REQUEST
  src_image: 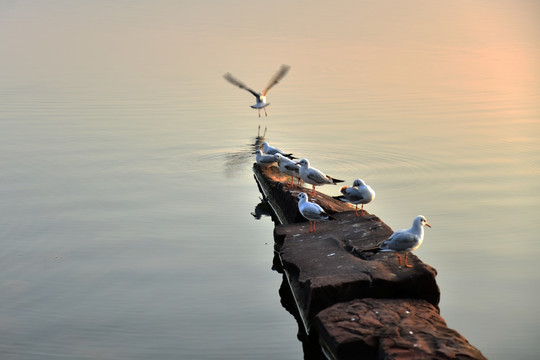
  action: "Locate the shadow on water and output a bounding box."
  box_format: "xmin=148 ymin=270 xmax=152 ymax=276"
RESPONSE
xmin=272 ymin=252 xmax=327 ymax=360
xmin=249 ymin=167 xmax=327 ymax=359
xmin=251 ymin=199 xmax=272 ymax=220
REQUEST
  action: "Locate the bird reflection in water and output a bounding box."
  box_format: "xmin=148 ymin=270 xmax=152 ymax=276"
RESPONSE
xmin=223 ymin=126 xmax=267 ymax=178
xmin=251 ymin=198 xmax=273 ymax=220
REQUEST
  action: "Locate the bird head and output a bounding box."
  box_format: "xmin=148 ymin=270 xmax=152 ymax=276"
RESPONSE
xmin=417 ymin=215 xmax=431 ymax=228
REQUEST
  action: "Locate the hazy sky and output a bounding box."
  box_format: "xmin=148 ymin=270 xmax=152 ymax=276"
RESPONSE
xmin=1 ymin=0 xmax=538 ymax=90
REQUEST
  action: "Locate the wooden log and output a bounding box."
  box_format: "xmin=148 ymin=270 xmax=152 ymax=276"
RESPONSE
xmin=314 ymin=299 xmax=487 ymax=360
xmin=253 ymin=163 xmax=486 ymax=360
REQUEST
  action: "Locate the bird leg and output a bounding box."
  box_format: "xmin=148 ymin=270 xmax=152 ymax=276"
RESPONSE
xmin=288 ymin=176 xmax=294 ymax=187
xmin=404 ymin=253 xmax=413 ymax=268
xmin=395 ymin=253 xmax=403 ymax=266
xmin=354 ymin=205 xmax=359 ymax=217
xmin=258 ymin=109 xmax=261 ymax=117
xmin=311 ymin=185 xmax=316 ymax=196
xmin=360 ymin=204 xmax=365 ymax=216
xmin=308 ymin=221 xmax=314 ymax=233
xmin=264 ymin=108 xmax=267 ymax=116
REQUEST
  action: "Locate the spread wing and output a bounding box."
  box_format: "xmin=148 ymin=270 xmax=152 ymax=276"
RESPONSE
xmin=262 ymin=64 xmax=290 ymax=96
xmin=223 ymin=73 xmax=259 ymax=98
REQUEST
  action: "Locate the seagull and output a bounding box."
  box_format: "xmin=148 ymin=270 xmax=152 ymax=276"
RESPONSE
xmin=275 ymin=154 xmax=301 ymax=186
xmin=296 ymin=158 xmax=344 ymax=196
xmin=362 ymin=215 xmax=431 ymax=268
xmin=254 ymin=149 xmax=277 ymax=174
xmin=334 ymin=179 xmax=376 ymax=216
xmin=223 ymin=65 xmax=290 ymax=117
xmin=261 ymin=142 xmax=294 ymax=158
xmin=297 ymin=192 xmax=331 ymax=233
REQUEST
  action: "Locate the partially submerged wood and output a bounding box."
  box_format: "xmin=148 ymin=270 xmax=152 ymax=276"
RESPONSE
xmin=314 ymin=298 xmax=487 ymax=360
xmin=254 ymin=164 xmax=351 ymax=224
xmin=275 ymin=212 xmax=440 ymax=322
xmin=253 ymin=163 xmax=485 ymax=360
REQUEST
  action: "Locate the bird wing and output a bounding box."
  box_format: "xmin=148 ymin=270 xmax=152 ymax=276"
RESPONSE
xmin=261 ymin=64 xmax=290 ymax=95
xmin=306 ymin=169 xmax=332 ymax=184
xmin=301 ymin=202 xmax=328 ymax=219
xmin=333 ymin=195 xmax=348 ymax=202
xmin=284 ymin=163 xmax=300 ymax=173
xmin=381 ymin=231 xmax=418 ymax=251
xmin=223 ymin=73 xmax=260 ymax=98
xmin=342 ymin=187 xmax=364 ymax=202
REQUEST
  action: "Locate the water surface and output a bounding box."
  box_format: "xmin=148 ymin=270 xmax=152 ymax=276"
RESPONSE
xmin=0 ymin=1 xmax=539 ymax=359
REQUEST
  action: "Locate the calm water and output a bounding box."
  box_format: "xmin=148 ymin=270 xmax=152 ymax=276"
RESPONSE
xmin=1 ymin=1 xmax=539 ymax=359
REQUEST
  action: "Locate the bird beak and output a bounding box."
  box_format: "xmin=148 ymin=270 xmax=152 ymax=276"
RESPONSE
xmin=426 ymin=223 xmax=432 ymax=228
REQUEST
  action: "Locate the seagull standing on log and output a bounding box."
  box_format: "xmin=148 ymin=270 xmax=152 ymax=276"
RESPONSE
xmin=275 ymin=154 xmax=301 ymax=186
xmin=254 ymin=149 xmax=277 ymax=174
xmin=361 ymin=215 xmax=431 ymax=268
xmin=261 ymin=141 xmax=295 ymax=159
xmin=334 ymin=178 xmax=376 ymax=216
xmin=223 ymin=65 xmax=290 ymax=117
xmin=297 ymin=192 xmax=331 ymax=233
xmin=296 ymin=158 xmax=344 ymax=196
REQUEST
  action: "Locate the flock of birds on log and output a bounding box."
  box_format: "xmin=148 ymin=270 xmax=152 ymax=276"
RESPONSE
xmin=224 ymin=65 xmax=431 ymax=269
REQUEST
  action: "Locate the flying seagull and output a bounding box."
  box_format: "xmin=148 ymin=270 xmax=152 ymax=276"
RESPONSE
xmin=223 ymin=65 xmax=290 ymax=117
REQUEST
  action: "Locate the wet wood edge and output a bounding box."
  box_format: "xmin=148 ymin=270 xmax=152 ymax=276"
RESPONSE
xmin=253 ymin=169 xmax=313 ymax=336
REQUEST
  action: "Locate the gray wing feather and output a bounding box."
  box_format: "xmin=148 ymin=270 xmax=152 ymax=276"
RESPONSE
xmin=262 ymin=64 xmax=290 ymax=95
xmin=223 ymin=73 xmax=259 ymax=98
xmin=307 ymin=170 xmax=331 ymax=184
xmin=381 ymin=231 xmax=418 ymax=251
xmin=301 ymin=203 xmax=328 ymax=220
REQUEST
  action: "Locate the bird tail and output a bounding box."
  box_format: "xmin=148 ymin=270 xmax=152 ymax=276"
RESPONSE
xmin=344 ymin=244 xmax=381 ymax=260
xmin=358 ymin=246 xmax=380 ymax=253
xmin=332 ymin=178 xmax=345 ymax=184
xmin=351 ymin=245 xmax=381 ymax=260
xmin=320 ymin=211 xmax=336 ymax=221
xmin=333 ymin=195 xmax=348 ymax=202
